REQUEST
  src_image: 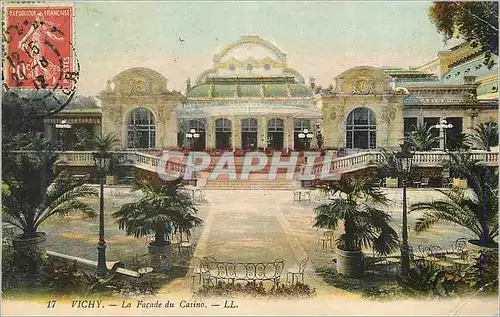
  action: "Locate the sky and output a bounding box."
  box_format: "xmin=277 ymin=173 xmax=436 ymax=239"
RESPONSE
xmin=69 ymin=1 xmax=461 ymax=96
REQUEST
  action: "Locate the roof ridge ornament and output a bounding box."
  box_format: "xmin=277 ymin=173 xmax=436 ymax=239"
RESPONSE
xmin=212 ymin=35 xmax=287 ymax=64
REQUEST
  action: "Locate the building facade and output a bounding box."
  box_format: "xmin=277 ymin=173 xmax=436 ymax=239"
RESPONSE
xmin=51 ymin=36 xmax=498 ymax=152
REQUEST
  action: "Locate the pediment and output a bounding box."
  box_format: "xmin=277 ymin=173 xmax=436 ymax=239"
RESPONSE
xmin=334 ymin=66 xmax=393 ymax=95
xmin=103 ymin=67 xmax=168 ymax=96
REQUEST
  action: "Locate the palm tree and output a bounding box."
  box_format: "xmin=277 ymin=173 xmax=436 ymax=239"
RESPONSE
xmin=407 ymin=122 xmax=441 ymax=151
xmin=374 ymin=148 xmax=400 ymax=180
xmin=2 ymin=135 xmax=97 ymax=247
xmin=447 ymin=132 xmax=473 ymax=151
xmin=113 ymin=178 xmax=202 ymax=248
xmin=313 ymin=177 xmax=399 ymax=276
xmin=469 ymin=122 xmax=498 ymax=151
xmin=91 ymin=133 xmax=121 ymax=182
xmin=411 ymin=152 xmax=498 ymax=247
xmin=92 ymin=133 xmax=120 ymax=154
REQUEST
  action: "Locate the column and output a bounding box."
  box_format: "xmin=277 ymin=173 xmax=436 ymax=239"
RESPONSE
xmin=232 ymin=116 xmax=241 ymax=149
xmin=257 ymin=116 xmax=267 ymax=149
xmin=206 ymin=117 xmax=215 ymax=149
xmin=310 ymin=119 xmax=318 ymax=149
xmin=285 ymin=116 xmax=293 ymax=150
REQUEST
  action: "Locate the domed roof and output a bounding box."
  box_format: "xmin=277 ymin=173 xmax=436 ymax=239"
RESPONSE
xmin=194 ymin=36 xmax=306 ymax=85
xmin=187 ymin=77 xmax=312 ymax=99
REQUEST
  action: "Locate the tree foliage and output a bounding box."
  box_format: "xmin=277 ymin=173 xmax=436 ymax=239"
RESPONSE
xmin=2 ymin=135 xmax=97 ymax=238
xmin=469 ymin=122 xmax=499 ymax=150
xmin=428 ymin=2 xmax=498 ymax=68
xmin=411 ymin=152 xmax=498 ymax=246
xmin=313 ymin=177 xmax=399 ymax=255
xmin=113 ymin=178 xmax=203 ymax=247
xmin=407 ymin=122 xmax=441 ymax=151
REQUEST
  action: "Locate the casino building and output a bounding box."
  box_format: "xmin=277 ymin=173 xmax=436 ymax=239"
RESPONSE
xmin=50 ymin=35 xmax=498 ymax=153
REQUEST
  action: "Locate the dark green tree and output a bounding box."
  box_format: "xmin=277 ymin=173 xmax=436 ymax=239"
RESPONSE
xmin=428 ymin=2 xmax=498 ymax=68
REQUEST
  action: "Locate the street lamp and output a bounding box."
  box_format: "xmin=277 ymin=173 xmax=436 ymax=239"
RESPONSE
xmin=55 ymin=119 xmax=72 ymax=150
xmin=93 ymin=150 xmax=112 ymax=278
xmin=298 ymin=128 xmax=314 ymax=150
xmin=185 ymin=128 xmax=200 ymax=183
xmin=394 ymin=142 xmax=414 ymax=277
xmin=435 ymin=119 xmax=453 ymax=150
xmin=186 ymin=128 xmax=200 ymax=150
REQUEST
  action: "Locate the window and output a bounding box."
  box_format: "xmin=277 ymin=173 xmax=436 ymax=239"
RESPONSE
xmin=446 ymin=117 xmax=463 ymax=150
xmin=215 ymin=118 xmax=232 ymax=149
xmin=345 ymin=107 xmax=376 ymax=149
xmin=404 ymin=117 xmax=418 ymax=138
xmin=268 ymin=118 xmax=284 ymax=149
xmin=127 ymin=108 xmax=156 ymax=148
xmin=294 ymin=119 xmax=311 ymax=150
xmin=423 ymin=117 xmax=440 ymax=149
xmin=241 ymin=118 xmax=258 ymax=150
xmin=178 ymin=119 xmax=206 ymax=150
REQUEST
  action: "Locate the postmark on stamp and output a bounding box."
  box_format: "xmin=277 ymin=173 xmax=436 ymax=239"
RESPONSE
xmin=3 ymin=5 xmax=79 ymax=113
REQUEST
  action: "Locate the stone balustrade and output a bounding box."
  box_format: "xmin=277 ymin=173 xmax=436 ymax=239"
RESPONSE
xmin=9 ymin=150 xmax=498 ymax=180
xmin=311 ymin=150 xmax=498 ymax=180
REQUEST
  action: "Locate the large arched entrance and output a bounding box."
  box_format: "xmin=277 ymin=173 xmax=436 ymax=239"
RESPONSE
xmin=345 ymin=107 xmax=376 ymax=149
xmin=241 ymin=118 xmax=258 ymax=150
xmin=267 ymin=118 xmax=284 ymax=149
xmin=127 ymin=108 xmax=156 ymax=148
xmin=215 ymin=118 xmax=232 ymax=149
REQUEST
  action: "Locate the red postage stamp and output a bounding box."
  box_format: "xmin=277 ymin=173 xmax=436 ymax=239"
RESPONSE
xmin=4 ymin=6 xmax=73 ymax=89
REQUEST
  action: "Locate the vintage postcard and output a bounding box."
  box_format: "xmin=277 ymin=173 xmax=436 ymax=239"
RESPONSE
xmin=1 ymin=1 xmax=499 ymax=316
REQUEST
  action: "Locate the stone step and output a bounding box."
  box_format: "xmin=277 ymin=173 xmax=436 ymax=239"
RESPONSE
xmin=204 ymin=179 xmax=295 ymax=190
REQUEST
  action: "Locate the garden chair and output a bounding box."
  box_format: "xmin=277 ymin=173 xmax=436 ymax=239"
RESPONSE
xmin=413 ymin=245 xmax=430 ymax=266
xmin=440 ymin=178 xmax=452 ymax=188
xmin=445 ymin=237 xmax=467 ymax=262
xmin=316 ymin=230 xmax=335 ymax=252
xmin=177 ymin=231 xmax=193 ymax=256
xmin=372 ymin=178 xmax=383 ymax=188
xmin=420 ymin=177 xmax=430 ymax=188
xmin=286 ymin=256 xmax=309 ymax=285
xmin=190 ymin=257 xmax=205 ymax=288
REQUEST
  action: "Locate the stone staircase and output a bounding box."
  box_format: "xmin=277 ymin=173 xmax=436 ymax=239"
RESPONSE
xmin=203 ymin=179 xmax=297 ymax=190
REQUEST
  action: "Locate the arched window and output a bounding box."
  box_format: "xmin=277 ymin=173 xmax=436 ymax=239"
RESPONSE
xmin=267 ymin=118 xmax=284 ymax=149
xmin=178 ymin=119 xmax=206 ymax=150
xmin=345 ymin=107 xmax=376 ymax=149
xmin=293 ymin=118 xmax=311 ymax=150
xmin=241 ymin=118 xmax=258 ymax=150
xmin=127 ymin=108 xmax=156 ymax=148
xmin=215 ymin=118 xmax=232 ymax=149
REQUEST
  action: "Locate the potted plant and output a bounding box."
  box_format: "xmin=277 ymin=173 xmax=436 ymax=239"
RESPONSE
xmin=2 ymin=135 xmax=98 ymax=255
xmin=313 ymin=177 xmax=399 ymax=277
xmin=113 ymin=178 xmax=203 ymax=271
